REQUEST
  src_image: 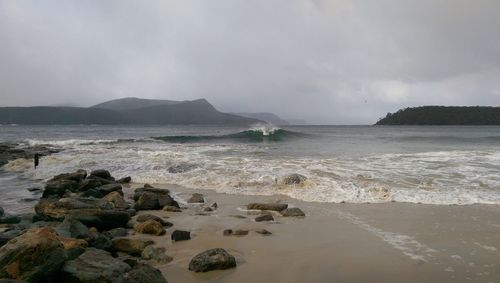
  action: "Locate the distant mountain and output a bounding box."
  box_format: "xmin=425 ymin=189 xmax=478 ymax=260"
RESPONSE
xmin=0 ymin=98 xmax=262 ymax=125
xmin=376 ymin=106 xmax=500 ymax=125
xmin=91 ymin=97 xmax=181 ymax=111
xmin=234 ymin=112 xmax=289 ymax=125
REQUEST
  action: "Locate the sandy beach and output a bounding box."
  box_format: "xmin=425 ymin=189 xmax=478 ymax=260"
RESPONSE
xmin=124 ymin=183 xmax=500 ymax=283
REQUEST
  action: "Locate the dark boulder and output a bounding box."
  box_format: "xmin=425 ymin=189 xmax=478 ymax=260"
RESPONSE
xmin=56 ymin=217 xmax=89 ymax=239
xmin=80 ymin=188 xmax=104 ymax=198
xmin=171 ymin=230 xmax=190 ymax=242
xmin=61 ymin=248 xmax=130 ymax=283
xmin=255 ymin=229 xmax=272 ymax=235
xmin=52 ymin=169 xmax=87 ymax=182
xmin=0 ymin=229 xmax=23 ymax=247
xmin=188 ymin=248 xmax=236 ymax=272
xmin=280 ymin=207 xmax=305 ymax=217
xmin=43 ymin=179 xmax=78 ymax=198
xmin=141 ymin=246 xmax=173 ymax=264
xmin=97 ymin=183 xmax=123 ymax=196
xmin=117 ymin=176 xmax=132 ymax=183
xmin=77 ymin=178 xmax=103 ymax=192
xmin=123 ymin=264 xmax=168 ymax=283
xmin=247 ymin=203 xmax=288 ymax=211
xmin=89 ymin=169 xmax=114 ymax=180
xmin=0 ymin=215 xmax=21 ymax=225
xmin=167 ymin=163 xmax=197 ymax=173
xmin=104 ymin=191 xmax=129 ymax=209
xmin=133 ymin=187 xmax=170 ymax=201
xmin=69 ymin=209 xmax=131 ymax=230
xmin=103 ymin=227 xmax=128 ymax=238
xmin=134 ymin=192 xmax=161 ymax=210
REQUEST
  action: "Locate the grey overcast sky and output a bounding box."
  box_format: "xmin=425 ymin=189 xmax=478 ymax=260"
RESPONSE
xmin=1 ymin=0 xmax=500 ymax=124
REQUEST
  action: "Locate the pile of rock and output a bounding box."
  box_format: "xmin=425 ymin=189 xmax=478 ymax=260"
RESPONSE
xmin=247 ymin=202 xmax=306 ymax=222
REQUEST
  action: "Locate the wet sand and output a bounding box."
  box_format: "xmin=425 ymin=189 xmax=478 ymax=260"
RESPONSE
xmin=125 ymin=184 xmax=500 ymax=283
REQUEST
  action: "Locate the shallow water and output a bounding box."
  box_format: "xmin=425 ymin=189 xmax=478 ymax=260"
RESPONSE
xmin=1 ymin=124 xmax=500 ymax=212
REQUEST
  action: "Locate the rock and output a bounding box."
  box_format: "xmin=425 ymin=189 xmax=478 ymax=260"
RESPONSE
xmin=136 ymin=214 xmax=172 ymax=227
xmin=88 ymin=232 xmax=113 ymax=252
xmin=0 ymin=215 xmax=21 ymax=225
xmin=133 ymin=187 xmax=170 ymax=201
xmin=58 ymin=237 xmax=88 ymax=260
xmin=134 ymin=192 xmax=161 ymax=210
xmin=97 ymin=183 xmax=123 ymax=196
xmin=112 ymin=237 xmax=154 ymax=256
xmin=56 ymin=217 xmax=89 ymax=239
xmin=255 ymin=229 xmax=272 ymax=235
xmin=171 ymin=230 xmax=190 ymax=242
xmin=203 ymin=207 xmax=213 ymax=212
xmin=0 ymin=227 xmax=67 ymax=281
xmin=52 ymin=169 xmax=87 ymax=182
xmin=188 ymin=248 xmax=237 ymax=272
xmin=157 ymin=194 xmax=177 ymax=208
xmin=163 ymin=206 xmax=181 ymax=212
xmin=187 ymin=193 xmax=204 ymax=203
xmin=0 ymin=229 xmax=23 ymax=247
xmin=247 ymin=203 xmax=288 ymax=211
xmin=103 ymin=227 xmax=128 ymax=238
xmin=89 ymin=169 xmax=114 ymax=180
xmin=143 ymin=183 xmax=154 ymax=188
xmin=167 ymin=163 xmax=197 ymax=174
xmin=283 ymin=173 xmax=307 ymax=185
xmin=223 ymin=229 xmax=248 ymax=236
xmin=141 ymin=246 xmax=173 ymax=264
xmin=134 ymin=220 xmax=166 ymax=236
xmin=61 ymin=248 xmax=131 ymax=283
xmin=69 ymin=209 xmax=131 ymax=230
xmin=123 ymin=264 xmax=168 ymax=283
xmin=280 ymin=207 xmax=305 ymax=217
xmin=104 ymin=191 xmax=128 ymax=209
xmin=80 ymin=188 xmax=104 ymax=198
xmin=77 ymin=178 xmax=103 ymax=192
xmin=42 ymin=179 xmax=78 ymax=198
xmin=211 ymin=203 xmax=218 ymax=210
xmin=87 ymin=175 xmax=115 ymax=185
xmin=117 ymin=176 xmax=132 ymax=183
xmin=255 ymin=214 xmax=274 ymax=222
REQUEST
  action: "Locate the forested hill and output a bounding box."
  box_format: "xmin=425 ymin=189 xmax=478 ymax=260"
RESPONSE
xmin=376 ymin=106 xmax=500 ymax=125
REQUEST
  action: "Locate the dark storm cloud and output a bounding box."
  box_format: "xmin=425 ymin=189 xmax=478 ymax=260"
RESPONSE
xmin=1 ymin=0 xmax=499 ymax=124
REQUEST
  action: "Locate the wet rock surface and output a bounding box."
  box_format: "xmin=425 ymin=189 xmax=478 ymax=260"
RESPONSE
xmin=188 ymin=248 xmax=237 ymax=272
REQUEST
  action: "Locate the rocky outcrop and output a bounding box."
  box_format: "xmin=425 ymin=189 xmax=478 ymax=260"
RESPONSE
xmin=0 ymin=227 xmax=67 ymax=282
xmin=60 ymin=248 xmax=131 ymax=283
xmin=188 ymin=248 xmax=237 ymax=272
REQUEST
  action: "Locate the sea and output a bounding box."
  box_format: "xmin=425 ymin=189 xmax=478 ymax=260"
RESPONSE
xmin=1 ymin=124 xmax=500 ymax=213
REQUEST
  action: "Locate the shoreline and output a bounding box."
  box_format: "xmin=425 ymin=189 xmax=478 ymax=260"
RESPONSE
xmin=128 ymin=183 xmax=500 ymax=283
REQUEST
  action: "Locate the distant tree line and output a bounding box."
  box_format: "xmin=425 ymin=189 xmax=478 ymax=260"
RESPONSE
xmin=376 ymin=106 xmax=500 ymax=125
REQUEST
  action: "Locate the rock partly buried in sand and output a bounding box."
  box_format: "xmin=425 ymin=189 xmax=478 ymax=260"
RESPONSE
xmin=123 ymin=263 xmax=168 ymax=283
xmin=187 ymin=193 xmax=204 ymax=203
xmin=133 ymin=186 xmax=170 ymax=201
xmin=134 ymin=220 xmax=166 ymax=236
xmin=247 ymin=203 xmax=288 ymax=211
xmin=171 ymin=230 xmax=191 ymax=242
xmin=223 ymin=229 xmax=248 ymax=236
xmin=134 ymin=191 xmax=178 ymax=211
xmin=136 ymin=214 xmax=173 ymax=227
xmin=141 ymin=246 xmax=173 ymax=264
xmin=163 ymin=206 xmax=182 ymax=212
xmin=0 ymin=227 xmax=67 ymax=281
xmin=255 ymin=229 xmax=272 ymax=235
xmin=61 ymin=248 xmax=131 ymax=282
xmin=112 ymin=237 xmax=154 ymax=256
xmin=283 ymin=173 xmax=307 ymax=185
xmin=280 ymin=207 xmax=306 ymax=217
xmin=188 ymin=248 xmax=237 ymax=272
xmin=255 ymin=214 xmax=274 ymax=222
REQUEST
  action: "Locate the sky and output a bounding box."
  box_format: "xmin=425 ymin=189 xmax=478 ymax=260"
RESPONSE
xmin=1 ymin=0 xmax=500 ymax=124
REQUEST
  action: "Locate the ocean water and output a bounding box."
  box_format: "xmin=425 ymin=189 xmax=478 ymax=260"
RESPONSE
xmin=1 ymin=124 xmax=500 ymax=212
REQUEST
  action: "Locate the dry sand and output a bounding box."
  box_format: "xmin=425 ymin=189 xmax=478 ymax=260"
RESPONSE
xmin=124 ymin=184 xmax=500 ymax=283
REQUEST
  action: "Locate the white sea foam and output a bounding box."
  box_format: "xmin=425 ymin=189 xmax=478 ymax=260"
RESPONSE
xmin=8 ymin=138 xmax=500 ymax=205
